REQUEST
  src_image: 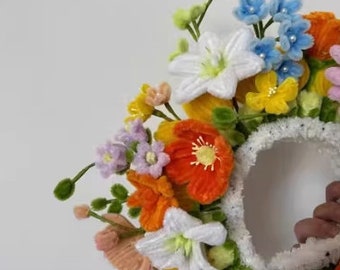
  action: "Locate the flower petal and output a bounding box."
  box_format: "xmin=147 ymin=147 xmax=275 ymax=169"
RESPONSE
xmin=325 ymin=67 xmax=340 ymax=85
xmin=207 ymin=68 xmax=238 ymax=99
xmin=255 ymin=70 xmax=277 ymax=92
xmin=265 ymin=99 xmax=289 ymax=115
xmin=163 ymin=207 xmax=202 ymax=233
xmin=328 ymin=86 xmax=340 ymax=102
xmin=190 ymin=243 xmax=218 ymax=270
xmin=169 ymin=54 xmax=201 ymax=76
xmin=230 ymin=51 xmax=264 ymax=80
xmin=277 ymin=77 xmax=299 ymax=101
xmin=224 ymin=28 xmax=254 ymax=58
xmin=330 ymin=45 xmax=340 ymax=64
xmin=198 ymin=32 xmax=224 ymax=56
xmin=184 ymin=222 xmax=227 ymax=246
xmin=173 ymin=76 xmax=212 ymax=103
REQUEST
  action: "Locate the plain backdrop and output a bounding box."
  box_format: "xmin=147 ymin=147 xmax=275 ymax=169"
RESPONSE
xmin=0 ymin=0 xmax=340 ymax=269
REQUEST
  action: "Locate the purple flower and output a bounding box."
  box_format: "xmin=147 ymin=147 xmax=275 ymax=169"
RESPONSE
xmin=133 ymin=141 xmax=170 ymax=178
xmin=326 ymin=45 xmax=340 ymax=102
xmin=95 ymin=141 xmax=128 ymax=178
xmin=115 ymin=118 xmax=148 ymax=147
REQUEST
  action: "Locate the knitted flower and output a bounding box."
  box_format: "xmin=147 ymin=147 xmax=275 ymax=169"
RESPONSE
xmin=126 ymin=170 xmax=178 ymax=232
xmin=326 ymin=45 xmax=340 ymax=102
xmin=275 ymin=58 xmax=303 ymax=83
xmin=115 ymin=118 xmax=148 ymax=147
xmin=245 ymin=71 xmax=298 ymax=114
xmin=233 ymin=0 xmax=269 ymax=25
xmin=251 ymin=37 xmax=282 ymax=71
xmin=133 ymin=141 xmax=170 ymax=178
xmin=269 ymin=0 xmax=302 ymax=22
xmin=135 ymin=207 xmax=227 ymax=270
xmin=169 ymin=28 xmax=264 ymax=103
xmin=165 ymin=119 xmax=234 ymax=204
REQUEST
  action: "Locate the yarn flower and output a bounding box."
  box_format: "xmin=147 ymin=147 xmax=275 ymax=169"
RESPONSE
xmin=325 ymin=45 xmax=340 ymax=102
xmin=168 ymin=28 xmax=264 ymax=103
xmin=269 ymin=0 xmax=302 ymax=22
xmin=251 ymin=37 xmax=282 ymax=71
xmin=135 ymin=207 xmax=227 ymax=270
xmin=95 ymin=142 xmax=128 ymax=178
xmin=165 ymin=119 xmax=234 ymax=204
xmin=279 ymin=16 xmax=313 ymax=61
xmin=275 ymin=58 xmax=303 ymax=83
xmin=115 ymin=118 xmax=148 ymax=147
xmin=133 ymin=141 xmax=170 ymax=178
xmin=233 ymin=0 xmax=269 ymax=25
xmin=245 ymin=70 xmax=298 ymax=114
xmin=126 ymin=170 xmax=178 ymax=232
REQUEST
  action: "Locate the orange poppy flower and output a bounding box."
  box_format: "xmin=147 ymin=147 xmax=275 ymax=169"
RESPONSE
xmin=164 ymin=119 xmax=234 ymax=205
xmin=304 ymin=12 xmax=340 ymax=60
xmin=126 ymin=170 xmax=178 ymax=232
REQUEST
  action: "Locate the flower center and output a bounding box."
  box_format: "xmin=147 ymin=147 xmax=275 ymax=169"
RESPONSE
xmin=200 ymin=52 xmax=226 ymax=78
xmin=289 ymin=35 xmax=297 ymax=43
xmin=167 ymin=234 xmax=193 ymax=257
xmin=191 ymin=136 xmax=218 ymax=171
xmin=146 ymin=151 xmax=157 ymax=165
xmin=103 ymin=153 xmax=113 ymax=164
xmin=281 ymin=7 xmax=288 ymax=14
xmin=248 ymin=6 xmax=256 ymax=14
xmin=268 ymin=86 xmax=278 ymax=97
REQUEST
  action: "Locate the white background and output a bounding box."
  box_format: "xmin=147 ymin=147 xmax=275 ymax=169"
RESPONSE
xmin=0 ymin=0 xmax=339 ymax=269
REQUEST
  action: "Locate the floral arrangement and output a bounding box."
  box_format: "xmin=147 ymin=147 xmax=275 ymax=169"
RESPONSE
xmin=53 ymin=0 xmax=340 ymax=270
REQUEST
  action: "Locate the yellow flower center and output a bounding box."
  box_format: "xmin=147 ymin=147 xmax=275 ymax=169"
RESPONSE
xmin=146 ymin=151 xmax=157 ymax=165
xmin=268 ymin=86 xmax=278 ymax=97
xmin=200 ymin=52 xmax=227 ymax=78
xmin=191 ymin=136 xmax=218 ymax=171
xmin=103 ymin=153 xmax=112 ymax=163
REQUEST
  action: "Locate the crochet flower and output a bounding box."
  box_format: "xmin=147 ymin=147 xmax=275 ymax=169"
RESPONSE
xmin=245 ymin=71 xmax=298 ymax=114
xmin=326 ymin=45 xmax=340 ymax=102
xmin=135 ymin=207 xmax=227 ymax=270
xmin=145 ymin=82 xmax=172 ymax=107
xmin=279 ymin=16 xmax=313 ymax=61
xmin=269 ymin=0 xmax=302 ymax=22
xmin=251 ymin=37 xmax=282 ymax=71
xmin=169 ymin=28 xmax=264 ymax=103
xmin=126 ymin=170 xmax=178 ymax=232
xmin=133 ymin=141 xmax=170 ymax=178
xmin=165 ymin=119 xmax=234 ymax=204
xmin=95 ymin=142 xmax=128 ymax=178
xmin=275 ymin=58 xmax=303 ymax=83
xmin=115 ymin=118 xmax=148 ymax=147
xmin=233 ymin=0 xmax=269 ymax=25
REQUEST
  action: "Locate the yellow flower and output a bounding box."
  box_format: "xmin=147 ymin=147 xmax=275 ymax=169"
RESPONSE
xmin=307 ymin=67 xmax=333 ymax=96
xmin=125 ymin=84 xmax=154 ymax=123
xmin=245 ymin=71 xmax=298 ymax=115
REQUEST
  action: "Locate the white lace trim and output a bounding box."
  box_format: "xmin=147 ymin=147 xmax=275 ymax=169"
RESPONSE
xmin=222 ymin=117 xmax=340 ymax=270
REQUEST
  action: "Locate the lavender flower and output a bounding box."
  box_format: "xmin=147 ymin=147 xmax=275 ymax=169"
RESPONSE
xmin=95 ymin=141 xmax=128 ymax=178
xmin=133 ymin=141 xmax=170 ymax=178
xmin=275 ymin=58 xmax=303 ymax=83
xmin=269 ymin=0 xmax=302 ymax=22
xmin=115 ymin=118 xmax=148 ymax=147
xmin=234 ymin=0 xmax=269 ymax=25
xmin=251 ymin=37 xmax=282 ymax=71
xmin=279 ymin=16 xmax=313 ymax=61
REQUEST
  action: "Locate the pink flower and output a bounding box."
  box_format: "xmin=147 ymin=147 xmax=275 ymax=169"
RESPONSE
xmin=325 ymin=45 xmax=340 ymax=102
xmin=73 ymin=204 xmax=90 ymax=219
xmin=145 ymin=82 xmax=171 ymax=106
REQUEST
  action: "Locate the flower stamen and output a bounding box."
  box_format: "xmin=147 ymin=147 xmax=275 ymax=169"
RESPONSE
xmin=190 ymin=136 xmax=218 ymax=171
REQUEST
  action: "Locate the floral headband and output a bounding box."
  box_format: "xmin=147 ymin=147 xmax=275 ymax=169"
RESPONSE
xmin=54 ymin=0 xmax=340 ymax=269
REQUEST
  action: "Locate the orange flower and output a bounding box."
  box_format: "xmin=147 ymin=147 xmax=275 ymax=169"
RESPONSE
xmin=304 ymin=12 xmax=340 ymax=60
xmin=164 ymin=119 xmax=234 ymax=205
xmin=126 ymin=170 xmax=178 ymax=232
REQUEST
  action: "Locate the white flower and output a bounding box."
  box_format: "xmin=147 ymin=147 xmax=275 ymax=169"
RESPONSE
xmin=169 ymin=28 xmax=264 ymax=103
xmin=135 ymin=207 xmax=227 ymax=270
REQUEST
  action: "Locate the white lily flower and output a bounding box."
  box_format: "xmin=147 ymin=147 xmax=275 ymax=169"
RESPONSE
xmin=169 ymin=28 xmax=264 ymax=103
xmin=135 ymin=207 xmax=227 ymax=270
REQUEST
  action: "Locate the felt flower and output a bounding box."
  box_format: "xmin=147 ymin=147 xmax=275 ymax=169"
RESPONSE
xmin=145 ymin=82 xmax=172 ymax=107
xmin=304 ymin=12 xmax=340 ymax=60
xmin=233 ymin=0 xmax=269 ymax=25
xmin=115 ymin=118 xmax=148 ymax=147
xmin=245 ymin=71 xmax=298 ymax=114
xmin=251 ymin=37 xmax=282 ymax=71
xmin=95 ymin=142 xmax=128 ymax=178
xmin=278 ymin=16 xmax=313 ymax=61
xmin=126 ymin=170 xmax=178 ymax=232
xmin=269 ymin=0 xmax=302 ymax=22
xmin=168 ymin=28 xmax=264 ymax=103
xmin=275 ymin=58 xmax=303 ymax=83
xmin=326 ymin=45 xmax=340 ymax=102
xmin=135 ymin=207 xmax=227 ymax=270
xmin=164 ymin=119 xmax=234 ymax=204
xmin=125 ymin=84 xmax=154 ymax=122
xmin=133 ymin=141 xmax=170 ymax=178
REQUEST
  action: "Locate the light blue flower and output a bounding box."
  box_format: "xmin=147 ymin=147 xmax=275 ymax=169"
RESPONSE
xmin=279 ymin=16 xmax=313 ymax=61
xmin=251 ymin=37 xmax=282 ymax=71
xmin=234 ymin=0 xmax=269 ymax=25
xmin=269 ymin=0 xmax=302 ymax=22
xmin=274 ymin=58 xmax=303 ymax=83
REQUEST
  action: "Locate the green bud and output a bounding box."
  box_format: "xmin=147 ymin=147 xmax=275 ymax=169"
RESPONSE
xmin=53 ymin=178 xmax=75 ymax=201
xmin=298 ymin=90 xmax=322 ymax=117
xmin=212 ymin=107 xmax=238 ymax=130
xmin=189 ymin=4 xmax=205 ymax=20
xmin=107 ymin=199 xmax=123 ymax=214
xmin=91 ymin=197 xmax=108 ymax=211
xmin=212 ymin=211 xmax=227 ymax=222
xmin=173 ymin=9 xmax=191 ymax=30
xmin=319 ymin=97 xmax=338 ymax=123
xmin=111 ymin=184 xmax=129 ymax=201
xmin=128 ymin=207 xmax=141 ymax=218
xmin=223 ymin=129 xmax=246 ymax=147
xmin=177 ymin=38 xmax=189 ymax=53
xmin=169 ymin=50 xmax=181 ymax=62
xmin=208 ymin=240 xmax=240 ymax=269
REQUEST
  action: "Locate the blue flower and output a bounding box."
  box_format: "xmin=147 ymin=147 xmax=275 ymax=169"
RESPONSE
xmin=274 ymin=58 xmax=303 ymax=83
xmin=234 ymin=0 xmax=269 ymax=25
xmin=251 ymin=37 xmax=282 ymax=71
xmin=279 ymin=16 xmax=314 ymax=61
xmin=269 ymin=0 xmax=302 ymax=22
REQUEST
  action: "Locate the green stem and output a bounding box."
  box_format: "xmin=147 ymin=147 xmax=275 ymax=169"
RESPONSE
xmin=253 ymin=24 xmax=260 ymax=39
xmin=259 ymin=20 xmax=264 ymax=38
xmin=164 ymin=102 xmax=181 ymax=120
xmin=232 ymin=98 xmax=239 ymax=113
xmin=238 ymin=113 xmax=267 ymax=121
xmin=263 ymin=17 xmax=274 ymax=32
xmin=152 ymin=108 xmax=174 ymax=121
xmin=72 ymin=162 xmax=95 ymax=183
xmin=197 ymin=0 xmax=213 ymax=27
xmin=186 ymin=24 xmax=198 ymax=42
xmin=192 ymin=20 xmax=201 ymax=38
xmin=119 ymin=228 xmax=145 ymax=239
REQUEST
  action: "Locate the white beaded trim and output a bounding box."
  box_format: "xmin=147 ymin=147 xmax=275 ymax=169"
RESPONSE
xmin=222 ymin=117 xmax=340 ymax=270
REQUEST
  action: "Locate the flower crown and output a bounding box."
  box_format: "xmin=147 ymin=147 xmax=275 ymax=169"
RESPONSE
xmin=54 ymin=0 xmax=340 ymax=270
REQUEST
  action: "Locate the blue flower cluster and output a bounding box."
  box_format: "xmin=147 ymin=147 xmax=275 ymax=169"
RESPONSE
xmin=234 ymin=0 xmax=314 ymax=82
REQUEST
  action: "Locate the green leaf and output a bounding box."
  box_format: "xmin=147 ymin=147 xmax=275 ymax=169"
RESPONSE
xmin=91 ymin=197 xmax=108 ymax=211
xmin=125 ymin=148 xmax=135 ymax=163
xmin=107 ymin=199 xmax=123 ymax=214
xmin=111 ymin=184 xmax=129 ymax=201
xmin=308 ymin=108 xmax=320 ymax=118
xmin=128 ymin=207 xmax=141 ymax=218
xmin=224 ymin=129 xmax=246 ymax=147
xmin=212 ymin=107 xmax=237 ymax=130
xmin=319 ymin=97 xmax=338 ymax=122
xmin=53 ymin=178 xmax=75 ymax=201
